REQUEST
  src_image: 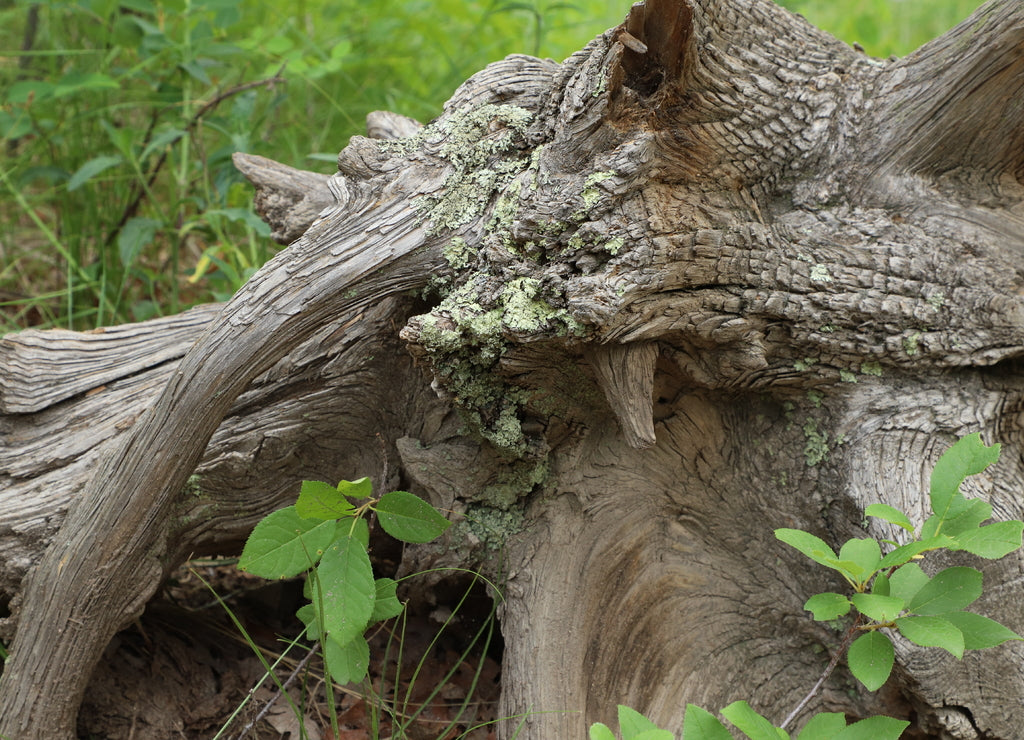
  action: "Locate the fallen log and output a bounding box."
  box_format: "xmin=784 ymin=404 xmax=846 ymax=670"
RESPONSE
xmin=3 ymin=1 xmax=1024 ymax=737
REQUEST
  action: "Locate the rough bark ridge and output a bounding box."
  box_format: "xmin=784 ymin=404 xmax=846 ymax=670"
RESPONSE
xmin=2 ymin=0 xmax=1024 ymax=737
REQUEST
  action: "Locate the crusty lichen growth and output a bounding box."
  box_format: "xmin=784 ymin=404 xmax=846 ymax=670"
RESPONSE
xmin=418 ymin=103 xmax=535 ymax=234
xmin=478 ymin=459 xmax=548 ymax=510
xmin=803 ymin=418 xmax=830 ymax=466
xmin=397 ymin=105 xmax=634 ymax=465
xmin=454 ymin=504 xmax=526 ymax=553
xmin=860 ymin=361 xmax=883 ymax=376
xmin=571 ymin=170 xmax=617 ymax=221
xmin=413 ymin=275 xmax=585 ymax=455
xmin=443 ymin=236 xmax=474 ymax=270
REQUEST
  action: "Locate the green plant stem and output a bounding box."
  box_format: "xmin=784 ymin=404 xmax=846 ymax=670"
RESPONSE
xmin=779 ymin=613 xmax=865 ymax=730
xmin=310 ymin=570 xmax=341 ymax=738
xmin=397 ymin=576 xmax=488 ymax=734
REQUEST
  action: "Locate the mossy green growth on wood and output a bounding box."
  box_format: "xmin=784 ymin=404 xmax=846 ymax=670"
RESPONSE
xmin=457 ymin=503 xmax=526 ymax=553
xmin=411 ymin=103 xmax=535 ymax=235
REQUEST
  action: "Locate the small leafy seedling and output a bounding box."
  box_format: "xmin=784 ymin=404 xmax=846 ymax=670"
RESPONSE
xmin=238 ymin=478 xmax=450 ymax=687
xmin=776 ymin=433 xmax=1023 ymax=695
xmin=593 ymin=434 xmax=1024 ymax=739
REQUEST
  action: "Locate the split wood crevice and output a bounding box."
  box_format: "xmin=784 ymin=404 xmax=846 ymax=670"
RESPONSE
xmin=2 ymin=0 xmax=1024 ymax=737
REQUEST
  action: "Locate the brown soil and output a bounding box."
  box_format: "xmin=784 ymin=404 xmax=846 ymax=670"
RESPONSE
xmin=76 ymin=561 xmax=502 ymax=740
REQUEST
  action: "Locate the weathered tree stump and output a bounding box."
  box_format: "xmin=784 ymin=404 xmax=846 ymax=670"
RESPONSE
xmin=3 ymin=0 xmax=1024 ymax=737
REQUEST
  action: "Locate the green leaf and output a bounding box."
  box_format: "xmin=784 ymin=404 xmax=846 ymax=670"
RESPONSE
xmin=888 ymin=563 xmax=929 ymax=604
xmin=53 ymin=71 xmax=120 ymax=98
xmin=334 ymin=516 xmax=370 ymax=550
xmin=683 ymin=705 xmax=733 ymax=740
xmin=296 ymin=479 xmax=356 ymax=521
xmin=117 ymin=217 xmax=160 ymax=267
xmin=631 ymin=732 xmax=675 ymax=740
xmin=907 ymin=566 xmax=982 ymax=615
xmin=940 ymin=498 xmax=992 ymax=537
xmin=872 ymin=572 xmax=890 ymax=596
xmin=775 ymin=529 xmax=839 ymax=569
xmin=296 ymin=602 xmax=320 ymax=640
xmin=370 ymin=577 xmax=404 ymax=621
xmin=864 ymin=504 xmax=914 ymax=533
xmin=942 ymin=611 xmax=1023 ymax=650
xmin=804 ymin=593 xmax=852 ymax=621
xmin=848 ymin=631 xmax=894 ymax=691
xmin=929 ymin=433 xmax=999 ymax=528
xmin=0 ymin=108 xmax=31 ymax=140
xmin=850 ymin=593 xmax=905 ymax=623
xmin=316 ymin=534 xmax=375 ymax=646
xmin=721 ymin=701 xmax=785 ymax=740
xmin=323 ymin=634 xmax=370 ymax=684
xmin=203 ymin=207 xmax=272 ymax=237
xmin=894 ymin=615 xmax=964 ymax=658
xmin=101 ymin=119 xmax=135 ymax=159
xmin=6 ymin=79 xmax=55 ymax=104
xmin=618 ymin=705 xmax=667 ymax=738
xmin=950 ymin=521 xmax=1024 ymax=559
xmin=878 ymin=536 xmax=953 ymax=570
xmin=376 ymin=491 xmax=450 ymax=543
xmin=67 ymin=155 xmax=122 ymax=191
xmin=837 ymin=538 xmax=881 ymax=585
xmin=139 ymin=126 xmax=186 ymax=161
xmin=338 ymin=476 xmax=373 ymax=499
xmin=831 ymin=716 xmax=909 ymax=740
xmin=238 ymin=506 xmax=337 ymax=579
xmin=589 ymin=724 xmax=617 ymax=740
xmin=796 ymin=712 xmax=846 ymax=739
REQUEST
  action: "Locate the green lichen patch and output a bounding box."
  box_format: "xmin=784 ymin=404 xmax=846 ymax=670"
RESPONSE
xmin=454 ymin=504 xmax=526 ymax=553
xmin=926 ymin=290 xmax=945 ymax=310
xmin=525 ymin=144 xmax=550 ymax=193
xmin=860 ymin=361 xmax=883 ymax=376
xmin=443 ymin=236 xmax=474 ymax=270
xmin=603 ymin=236 xmax=625 ymax=255
xmin=439 ymin=103 xmax=533 ymax=168
xmin=412 ymin=271 xmax=588 ymax=456
xmin=185 ymin=473 xmax=205 ymax=498
xmin=478 ymin=459 xmax=548 ymax=510
xmin=571 ymin=170 xmax=618 ymax=221
xmin=810 ymin=263 xmax=832 ymax=282
xmin=413 ymin=103 xmax=535 ymax=235
xmin=487 ymin=178 xmax=523 ymax=244
xmin=903 ymin=331 xmax=922 ymax=356
xmin=803 ymin=418 xmax=830 ymax=466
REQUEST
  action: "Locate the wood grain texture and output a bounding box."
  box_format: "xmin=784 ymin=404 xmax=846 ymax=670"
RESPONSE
xmin=3 ymin=0 xmax=1024 ymax=737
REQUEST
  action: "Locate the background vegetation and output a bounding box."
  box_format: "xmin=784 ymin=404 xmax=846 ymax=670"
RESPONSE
xmin=0 ymin=0 xmax=986 ymax=331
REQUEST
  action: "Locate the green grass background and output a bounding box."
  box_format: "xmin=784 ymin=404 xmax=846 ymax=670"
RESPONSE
xmin=0 ymin=0 xmax=988 ymax=330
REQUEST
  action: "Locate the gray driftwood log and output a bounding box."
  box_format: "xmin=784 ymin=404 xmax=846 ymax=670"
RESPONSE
xmin=3 ymin=0 xmax=1024 ymax=736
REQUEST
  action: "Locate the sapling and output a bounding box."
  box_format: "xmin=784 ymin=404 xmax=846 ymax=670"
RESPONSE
xmin=238 ymin=476 xmax=451 ymax=735
xmin=591 ymin=433 xmax=1024 ymax=739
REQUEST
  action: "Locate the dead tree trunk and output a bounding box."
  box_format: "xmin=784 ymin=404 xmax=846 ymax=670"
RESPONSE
xmin=3 ymin=0 xmax=1024 ymax=737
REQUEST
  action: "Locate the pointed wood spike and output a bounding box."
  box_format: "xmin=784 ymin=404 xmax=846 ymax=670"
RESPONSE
xmin=588 ymin=342 xmax=659 ymax=449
